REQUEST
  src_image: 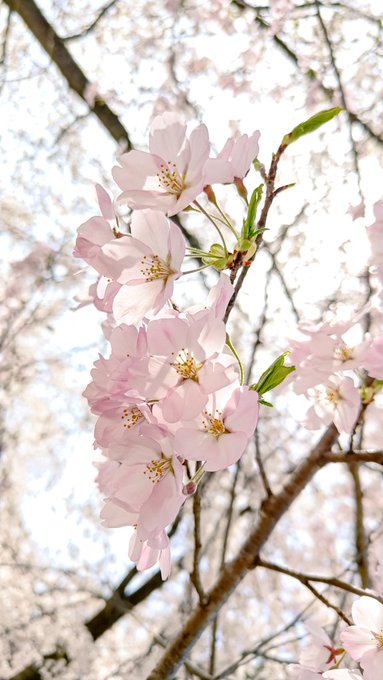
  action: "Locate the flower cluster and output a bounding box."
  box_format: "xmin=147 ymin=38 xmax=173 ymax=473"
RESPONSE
xmin=289 ymin=318 xmax=383 ymax=434
xmin=74 ymin=112 xmax=261 ymax=577
xmin=290 ymin=596 xmax=383 ymax=680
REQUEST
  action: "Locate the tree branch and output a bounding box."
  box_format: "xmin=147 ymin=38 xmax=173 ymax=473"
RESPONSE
xmin=146 ymin=424 xmax=338 ymax=679
xmin=3 ymin=0 xmax=132 ymax=148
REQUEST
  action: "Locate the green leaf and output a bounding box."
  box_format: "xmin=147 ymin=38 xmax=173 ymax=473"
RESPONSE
xmin=251 ymin=352 xmax=295 ymax=396
xmin=243 ymin=184 xmax=263 ymax=239
xmin=282 ymin=107 xmax=343 ymax=146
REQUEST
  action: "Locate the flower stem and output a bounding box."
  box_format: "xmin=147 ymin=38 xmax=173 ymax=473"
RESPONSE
xmin=181 ymin=264 xmax=211 ymax=275
xmin=193 ymin=200 xmax=228 ymax=256
xmin=226 ymin=333 xmax=245 ymax=385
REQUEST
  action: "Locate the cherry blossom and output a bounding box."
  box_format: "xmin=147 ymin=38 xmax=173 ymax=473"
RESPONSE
xmin=204 ymin=130 xmax=260 ymax=184
xmin=129 ymin=529 xmax=171 ymax=580
xmin=112 ymin=112 xmax=212 ymax=215
xmin=100 ymin=209 xmax=185 ymax=324
xmin=98 ymin=430 xmax=186 ymax=561
xmin=299 ymin=620 xmax=344 ymax=673
xmin=341 ymin=596 xmax=383 ymax=680
xmin=305 ymin=375 xmax=361 ymax=434
xmin=367 ymin=200 xmax=383 ymax=282
xmin=172 ymin=384 xmax=259 ymax=471
xmin=363 ymin=336 xmax=383 ymax=380
xmin=143 ymin=313 xmax=237 ymax=421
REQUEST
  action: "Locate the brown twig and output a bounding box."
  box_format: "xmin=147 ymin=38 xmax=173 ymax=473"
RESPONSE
xmin=254 ymin=428 xmax=273 ymax=498
xmin=224 ymin=142 xmax=288 ymax=323
xmin=257 ymin=558 xmax=383 ymax=604
xmin=209 ymin=464 xmax=241 ymax=674
xmin=191 ymin=484 xmax=208 ymax=606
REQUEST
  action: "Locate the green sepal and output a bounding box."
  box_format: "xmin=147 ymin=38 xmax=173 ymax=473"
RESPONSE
xmin=243 ymin=184 xmax=263 ymax=239
xmin=282 ymin=107 xmax=343 ymax=146
xmin=251 ymin=351 xmax=295 ymax=396
xmin=259 ymin=398 xmax=273 ymax=407
xmin=202 ymin=243 xmax=230 ymax=271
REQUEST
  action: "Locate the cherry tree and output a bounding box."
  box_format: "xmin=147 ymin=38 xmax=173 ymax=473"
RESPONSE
xmin=1 ymin=2 xmax=383 ymax=680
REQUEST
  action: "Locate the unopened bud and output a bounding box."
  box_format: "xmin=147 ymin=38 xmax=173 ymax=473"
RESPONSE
xmin=234 ymin=177 xmax=248 ymax=200
xmin=182 ymin=481 xmax=197 ymax=496
xmin=203 ymin=184 xmax=217 ymax=205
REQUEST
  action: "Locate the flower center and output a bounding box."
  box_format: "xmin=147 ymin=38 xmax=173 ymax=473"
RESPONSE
xmin=121 ymin=406 xmax=144 ymax=429
xmin=171 ymin=349 xmax=202 ymax=382
xmin=157 ymin=161 xmax=185 ymax=196
xmin=140 ymin=254 xmax=173 ymax=282
xmin=202 ymin=410 xmax=227 ymax=437
xmin=334 ymin=342 xmax=354 ymax=362
xmin=326 ymin=387 xmax=341 ymax=404
xmin=143 ymin=455 xmax=174 ymax=483
xmin=372 ymin=630 xmax=383 ymax=648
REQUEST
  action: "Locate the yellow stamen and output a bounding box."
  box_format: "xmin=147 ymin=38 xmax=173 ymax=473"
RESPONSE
xmin=170 ymin=348 xmax=202 ymax=382
xmin=120 ymin=406 xmax=144 ymax=429
xmin=157 ymin=161 xmax=185 ymax=196
xmin=143 ymin=455 xmax=174 ymax=483
xmin=202 ymin=410 xmax=227 ymax=437
xmin=372 ymin=630 xmax=383 ymax=648
xmin=140 ymin=254 xmax=173 ymax=282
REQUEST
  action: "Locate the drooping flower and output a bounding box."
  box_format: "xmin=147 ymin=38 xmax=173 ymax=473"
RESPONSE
xmin=99 ymin=429 xmax=186 ymax=536
xmin=129 ymin=528 xmax=171 ymax=580
xmin=112 ymin=112 xmax=211 ymax=216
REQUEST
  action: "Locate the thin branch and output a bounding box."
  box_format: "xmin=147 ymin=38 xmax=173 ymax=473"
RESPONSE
xmin=209 ymin=464 xmax=241 ymax=674
xmin=191 ymin=484 xmax=208 ymax=606
xmin=254 ymin=428 xmax=273 ymax=497
xmin=224 ymin=141 xmax=288 ymax=322
xmin=257 ymin=559 xmax=383 ymax=604
xmin=62 ymin=0 xmax=119 ymax=41
xmin=322 ymin=450 xmax=383 ymax=464
xmin=348 ymin=464 xmax=370 ymax=588
xmin=314 ymin=0 xmax=363 ymax=197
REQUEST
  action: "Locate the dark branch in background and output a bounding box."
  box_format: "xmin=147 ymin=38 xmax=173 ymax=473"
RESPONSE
xmin=314 ymin=1 xmax=363 ymax=194
xmin=254 ymin=428 xmax=273 ymax=498
xmin=3 ymin=0 xmax=204 ymax=254
xmin=191 ymin=484 xmax=207 ymax=606
xmin=9 ymin=649 xmax=70 ymax=680
xmin=347 ymin=465 xmax=370 ymax=589
xmin=231 ymin=0 xmax=383 ymax=145
xmin=209 ymin=463 xmax=241 ymax=674
xmin=3 ymin=0 xmax=132 ymax=148
xmin=257 ymin=558 xmax=383 ymax=604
